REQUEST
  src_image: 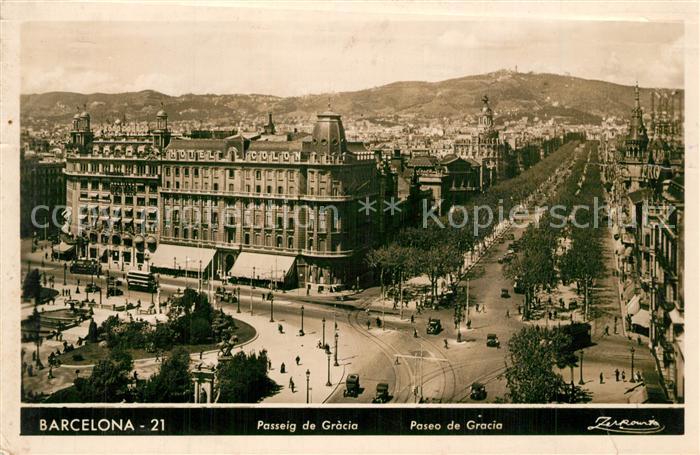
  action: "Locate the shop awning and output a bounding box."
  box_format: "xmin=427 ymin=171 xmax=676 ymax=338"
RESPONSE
xmin=631 ymin=309 xmax=650 ymax=328
xmin=134 ymin=235 xmax=145 ymax=244
xmin=52 ymin=242 xmax=75 ymax=254
xmin=148 ymin=243 xmax=216 ymax=272
xmin=230 ymin=252 xmax=296 ymax=282
xmin=627 ymin=295 xmax=641 ymax=315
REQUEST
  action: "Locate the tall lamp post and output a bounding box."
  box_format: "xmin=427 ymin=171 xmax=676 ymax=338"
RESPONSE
xmin=334 ymin=332 xmax=339 ymax=366
xmin=326 ymin=351 xmax=332 ymax=386
xmin=630 ymin=346 xmax=636 ymax=382
xmin=236 ymin=287 xmax=241 ymax=313
xmin=300 ymin=305 xmax=305 ymax=336
xmin=63 ymin=263 xmax=67 ymax=286
xmin=305 ymin=369 xmax=310 ymax=404
xmin=269 ymin=293 xmax=274 ymax=322
xmin=578 ymin=350 xmax=585 ymax=385
xmin=322 ymin=317 xmax=326 ymax=347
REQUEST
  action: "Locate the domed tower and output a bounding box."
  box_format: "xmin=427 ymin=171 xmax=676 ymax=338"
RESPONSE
xmin=152 ymin=105 xmax=171 ymax=149
xmin=70 ymin=106 xmax=93 ymax=150
xmin=477 ymin=95 xmax=494 ymax=131
xmin=310 ymin=109 xmax=347 ymax=156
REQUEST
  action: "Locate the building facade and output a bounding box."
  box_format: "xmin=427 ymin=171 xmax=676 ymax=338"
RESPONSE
xmin=609 ymin=84 xmax=685 ymax=402
xmin=20 ymin=151 xmax=66 ymax=238
xmin=152 ymin=110 xmax=394 ymax=289
xmin=64 ymin=109 xmax=171 ymax=270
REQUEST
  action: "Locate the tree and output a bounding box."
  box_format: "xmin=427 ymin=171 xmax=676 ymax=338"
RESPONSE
xmin=137 ymin=346 xmax=192 ymax=403
xmin=217 ymin=350 xmax=278 ymax=403
xmin=23 ymin=269 xmax=42 ymax=303
xmin=504 ymin=326 xmax=569 ymax=403
xmin=86 ymin=318 xmax=98 ymax=343
xmin=74 ymin=347 xmax=134 ymax=402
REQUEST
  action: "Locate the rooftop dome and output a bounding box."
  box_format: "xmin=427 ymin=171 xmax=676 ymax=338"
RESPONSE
xmin=311 ymin=111 xmax=347 ymax=155
xmin=156 ymin=109 xmax=167 ymax=118
xmin=80 ymin=111 xmax=90 ymax=119
xmin=73 ymin=113 xmax=81 ymax=120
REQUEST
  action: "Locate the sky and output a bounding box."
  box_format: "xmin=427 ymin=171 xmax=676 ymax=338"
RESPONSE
xmin=21 ymin=14 xmax=685 ymax=96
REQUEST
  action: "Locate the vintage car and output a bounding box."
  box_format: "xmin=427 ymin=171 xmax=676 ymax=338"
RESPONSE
xmin=372 ymin=383 xmax=390 ymax=403
xmin=426 ymin=318 xmax=442 ymax=335
xmin=470 ymin=382 xmax=487 ymax=400
xmin=500 ymin=288 xmax=510 ymax=298
xmin=486 ymin=333 xmax=500 ymax=348
xmin=343 ymin=374 xmax=361 ymax=398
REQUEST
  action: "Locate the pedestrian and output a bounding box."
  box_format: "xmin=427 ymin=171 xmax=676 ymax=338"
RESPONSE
xmin=410 ymin=314 xmax=415 ymax=324
xmin=506 ymin=310 xmax=510 ymax=318
xmin=281 ymin=362 xmax=286 ymax=374
xmin=637 ymin=336 xmax=642 ymax=346
xmin=615 ymin=369 xmax=620 ymax=382
xmin=366 ymin=320 xmax=371 ymax=330
xmin=443 ymin=339 xmax=448 ymax=349
xmin=199 ymin=350 xmax=203 ymax=360
xmin=604 ymin=326 xmax=610 ymax=336
xmin=599 ymin=372 xmax=604 ymax=384
xmin=636 ymin=371 xmax=643 ymax=383
xmin=467 ymin=320 xmax=472 ymax=329
xmin=413 ymin=328 xmax=418 ymax=338
xmin=548 ymin=311 xmax=552 ymax=320
xmin=295 ymin=355 xmax=300 ymax=365
xmin=268 ymin=359 xmax=272 ymax=370
xmin=621 ymin=371 xmax=626 ymax=381
xmin=289 ymin=377 xmax=295 ymax=392
xmin=475 ymin=303 xmax=479 ymax=312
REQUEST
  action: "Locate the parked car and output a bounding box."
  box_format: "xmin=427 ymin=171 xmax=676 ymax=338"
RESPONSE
xmin=107 ymin=286 xmax=123 ymax=297
xmin=486 ymin=333 xmax=500 ymax=348
xmin=426 ymin=318 xmax=442 ymax=335
xmin=500 ymin=288 xmax=510 ymax=298
xmin=107 ymin=276 xmax=123 ymax=287
xmin=470 ymin=382 xmax=487 ymax=400
xmin=85 ymin=283 xmax=101 ymax=293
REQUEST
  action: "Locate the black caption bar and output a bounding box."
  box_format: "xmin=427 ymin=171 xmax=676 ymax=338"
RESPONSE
xmin=21 ymin=407 xmax=683 ymax=436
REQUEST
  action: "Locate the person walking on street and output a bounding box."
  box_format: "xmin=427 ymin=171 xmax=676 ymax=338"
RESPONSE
xmin=506 ymin=310 xmax=510 ymax=318
xmin=615 ymin=369 xmax=620 ymax=382
xmin=621 ymin=371 xmax=626 ymax=381
xmin=599 ymin=372 xmax=604 ymax=384
xmin=295 ymin=355 xmax=300 ymax=365
xmin=604 ymin=326 xmax=610 ymax=336
xmin=289 ymin=377 xmax=295 ymax=392
xmin=443 ymin=339 xmax=448 ymax=349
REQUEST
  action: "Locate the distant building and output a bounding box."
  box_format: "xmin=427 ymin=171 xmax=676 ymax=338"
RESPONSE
xmin=453 ymin=95 xmax=508 ymax=188
xmin=20 ymin=151 xmax=66 ymax=238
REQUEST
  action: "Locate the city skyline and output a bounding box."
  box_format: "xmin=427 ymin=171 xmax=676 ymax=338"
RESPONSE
xmin=21 ymin=17 xmax=684 ymax=97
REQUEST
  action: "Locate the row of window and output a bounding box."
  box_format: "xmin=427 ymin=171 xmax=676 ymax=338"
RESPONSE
xmin=78 ymin=193 xmax=157 ymax=206
xmin=79 ymin=180 xmax=157 ymax=193
xmin=72 ymin=162 xmax=157 ymax=175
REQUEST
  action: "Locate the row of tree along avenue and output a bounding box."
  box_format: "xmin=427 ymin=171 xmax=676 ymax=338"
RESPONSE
xmin=367 ymin=139 xmax=585 ymax=308
xmin=502 ymin=141 xmax=606 ymax=403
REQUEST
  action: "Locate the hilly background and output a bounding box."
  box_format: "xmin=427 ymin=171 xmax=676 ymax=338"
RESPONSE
xmin=20 ymin=70 xmax=680 ymax=126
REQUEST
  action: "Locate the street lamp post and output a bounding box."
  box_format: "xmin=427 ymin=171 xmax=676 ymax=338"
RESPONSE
xmin=322 ymin=317 xmax=326 ymax=347
xmin=630 ymin=346 xmax=636 ymax=382
xmin=300 ymin=305 xmax=305 ymax=336
xmin=63 ymin=263 xmax=67 ymax=286
xmin=334 ymin=332 xmax=339 ymax=366
xmin=236 ymin=287 xmax=241 ymax=313
xmin=326 ymin=352 xmax=332 ymax=386
xmin=578 ymin=350 xmax=585 ymax=385
xmin=269 ymin=293 xmax=274 ymax=322
xmin=305 ymin=369 xmax=310 ymax=404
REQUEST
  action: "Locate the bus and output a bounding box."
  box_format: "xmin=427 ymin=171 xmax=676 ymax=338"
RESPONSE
xmin=126 ymin=270 xmax=157 ymax=292
xmin=70 ymin=259 xmax=102 ymax=276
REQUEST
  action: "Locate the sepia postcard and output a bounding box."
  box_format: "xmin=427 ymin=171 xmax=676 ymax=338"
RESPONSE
xmin=1 ymin=1 xmax=698 ymax=453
